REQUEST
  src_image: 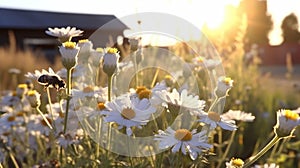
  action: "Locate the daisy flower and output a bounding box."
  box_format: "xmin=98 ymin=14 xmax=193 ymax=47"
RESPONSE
xmin=151 ymin=88 xmax=205 ymax=116
xmin=25 ymin=67 xmax=59 ymax=81
xmin=129 ymin=82 xmax=167 ymax=100
xmin=221 ymin=110 xmax=255 ymax=122
xmin=215 ymin=76 xmax=234 ymax=98
xmin=16 ymin=83 xmax=28 ymax=98
xmin=59 ymin=41 xmax=80 ymax=69
xmin=225 ymin=158 xmax=244 ymax=168
xmin=198 ymin=111 xmax=237 ymax=131
xmin=154 ymin=127 xmax=212 ymax=160
xmin=101 ymin=95 xmax=156 ymax=136
xmin=45 ymin=26 xmax=83 ymax=43
xmin=89 ymin=48 xmax=104 ymax=67
xmin=26 ymin=90 xmax=41 ymax=108
xmin=77 ymin=39 xmax=93 ymax=63
xmin=25 ymin=68 xmax=65 ymax=90
xmin=102 ymin=47 xmax=120 ymax=76
xmin=274 ymin=109 xmax=300 ymax=138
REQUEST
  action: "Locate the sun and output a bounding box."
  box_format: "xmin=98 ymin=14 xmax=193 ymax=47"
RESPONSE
xmin=192 ymin=0 xmax=241 ymax=29
xmin=121 ymin=0 xmax=242 ymax=46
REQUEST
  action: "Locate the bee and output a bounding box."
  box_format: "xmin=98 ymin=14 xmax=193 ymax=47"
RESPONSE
xmin=37 ymin=74 xmax=65 ymax=90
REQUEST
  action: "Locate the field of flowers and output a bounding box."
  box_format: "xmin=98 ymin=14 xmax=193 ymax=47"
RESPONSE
xmin=0 ymin=21 xmax=300 ymax=168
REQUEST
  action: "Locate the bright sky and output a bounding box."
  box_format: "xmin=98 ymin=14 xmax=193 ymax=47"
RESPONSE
xmin=0 ymin=0 xmax=299 ymax=45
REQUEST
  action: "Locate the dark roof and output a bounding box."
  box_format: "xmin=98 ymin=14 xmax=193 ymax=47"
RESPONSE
xmin=0 ymin=8 xmax=129 ymax=30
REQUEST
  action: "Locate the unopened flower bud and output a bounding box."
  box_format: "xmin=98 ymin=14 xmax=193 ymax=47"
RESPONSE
xmin=274 ymin=109 xmax=300 ymax=138
xmin=59 ymin=42 xmax=80 ymax=70
xmin=16 ymin=84 xmax=28 ymax=98
xmin=77 ymin=39 xmax=93 ymax=63
xmin=129 ymin=38 xmax=140 ymax=52
xmin=215 ymin=76 xmax=233 ymax=98
xmin=103 ymin=48 xmax=120 ymax=76
xmin=26 ymin=90 xmax=41 ymax=108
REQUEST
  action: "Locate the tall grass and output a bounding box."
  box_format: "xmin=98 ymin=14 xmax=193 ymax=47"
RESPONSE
xmin=0 ymin=31 xmax=62 ymax=91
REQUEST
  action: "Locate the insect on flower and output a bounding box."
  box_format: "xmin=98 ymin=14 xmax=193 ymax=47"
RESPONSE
xmin=37 ymin=74 xmax=66 ymax=90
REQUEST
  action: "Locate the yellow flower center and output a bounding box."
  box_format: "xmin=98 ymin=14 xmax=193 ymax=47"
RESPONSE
xmin=136 ymin=86 xmax=147 ymax=94
xmin=196 ymin=57 xmax=205 ymax=63
xmin=121 ymin=108 xmax=136 ymax=120
xmin=164 ymin=75 xmax=173 ymax=80
xmin=83 ymin=86 xmax=94 ymax=93
xmin=284 ymin=110 xmax=299 ymax=121
xmin=231 ymin=158 xmax=244 ymax=166
xmin=27 ymin=90 xmax=37 ymax=96
xmin=174 ymin=129 xmax=192 ymax=141
xmin=98 ymin=102 xmax=106 ymax=110
xmin=164 ymin=75 xmax=175 ymax=86
xmin=16 ymin=111 xmax=25 ymax=117
xmin=96 ymin=48 xmax=104 ymax=52
xmin=78 ymin=39 xmax=89 ymax=43
xmin=41 ymin=117 xmax=52 ymax=127
xmin=17 ymin=84 xmax=27 ymax=89
xmin=223 ymin=77 xmax=232 ymax=85
xmin=63 ymin=42 xmax=76 ymax=49
xmin=107 ymin=47 xmax=118 ymax=54
xmin=138 ymin=89 xmax=152 ymax=99
xmin=7 ymin=116 xmax=16 ymax=122
xmin=208 ymin=111 xmax=221 ymax=122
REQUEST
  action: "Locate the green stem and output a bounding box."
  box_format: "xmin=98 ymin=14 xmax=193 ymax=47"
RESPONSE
xmin=107 ymin=75 xmax=113 ymax=101
xmin=106 ymin=75 xmax=113 ymax=159
xmin=46 ymin=87 xmax=56 ymax=132
xmin=127 ymin=136 xmax=134 ymax=167
xmin=269 ymin=138 xmax=280 ymax=159
xmin=147 ymin=145 xmax=155 ymax=167
xmin=60 ymin=147 xmax=63 ymax=164
xmin=36 ymin=107 xmax=53 ymax=130
xmin=151 ymin=68 xmax=160 ymax=88
xmin=151 ymin=113 xmax=159 ymax=132
xmin=243 ymin=136 xmax=281 ymax=168
xmin=157 ymin=152 xmax=164 ymax=168
xmin=217 ymin=130 xmax=236 ymax=168
xmin=135 ymin=56 xmax=139 ymax=87
xmin=63 ymin=68 xmax=72 ymax=134
xmin=8 ymin=152 xmax=19 ymax=168
xmin=208 ymin=97 xmax=220 ymax=112
xmin=276 ymin=137 xmax=289 ymax=156
xmin=95 ymin=116 xmax=102 ymax=160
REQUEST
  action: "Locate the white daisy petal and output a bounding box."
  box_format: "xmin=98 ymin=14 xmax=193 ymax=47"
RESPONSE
xmin=171 ymin=141 xmax=182 ymax=153
xmin=218 ymin=120 xmax=237 ymax=131
xmin=154 ymin=127 xmax=212 ymax=160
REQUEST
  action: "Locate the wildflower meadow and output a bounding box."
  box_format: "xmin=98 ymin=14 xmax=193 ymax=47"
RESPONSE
xmin=0 ymin=13 xmax=300 ymax=168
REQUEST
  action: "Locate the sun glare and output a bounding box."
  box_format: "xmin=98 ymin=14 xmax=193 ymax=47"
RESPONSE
xmin=122 ymin=0 xmax=241 ymax=46
xmin=192 ymin=0 xmax=240 ymax=29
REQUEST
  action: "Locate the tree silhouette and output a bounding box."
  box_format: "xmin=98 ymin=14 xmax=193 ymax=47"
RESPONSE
xmin=241 ymin=0 xmax=273 ymax=48
xmin=281 ymin=13 xmax=300 ymax=44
